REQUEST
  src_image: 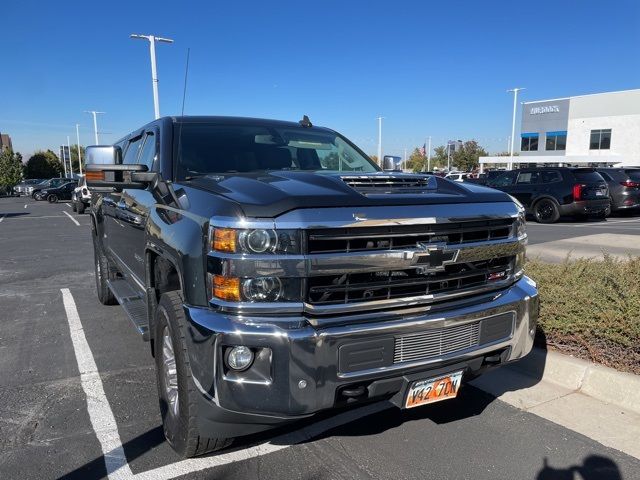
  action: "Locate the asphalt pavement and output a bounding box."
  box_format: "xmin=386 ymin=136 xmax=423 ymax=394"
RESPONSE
xmin=1 ymin=196 xmax=639 ymax=480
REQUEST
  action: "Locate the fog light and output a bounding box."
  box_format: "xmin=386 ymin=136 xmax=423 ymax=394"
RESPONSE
xmin=226 ymin=346 xmax=254 ymax=371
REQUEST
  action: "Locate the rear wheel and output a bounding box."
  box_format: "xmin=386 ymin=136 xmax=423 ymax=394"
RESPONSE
xmin=533 ymin=199 xmax=560 ymax=223
xmin=48 ymin=194 xmax=58 ymax=203
xmin=93 ymin=237 xmax=117 ymax=305
xmin=72 ymin=201 xmax=77 ymax=212
xmin=154 ymin=291 xmax=232 ymax=457
xmin=77 ymin=202 xmax=86 ymax=214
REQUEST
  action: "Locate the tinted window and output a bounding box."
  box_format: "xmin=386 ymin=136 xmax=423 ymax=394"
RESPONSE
xmin=540 ymin=170 xmax=562 ymax=183
xmin=626 ymin=170 xmax=640 ymax=180
xmin=590 ymin=129 xmax=611 ymax=150
xmin=137 ymin=132 xmax=156 ymax=169
xmin=598 ymin=171 xmax=612 ymax=181
xmin=572 ymin=169 xmax=604 ymax=182
xmin=490 ymin=170 xmax=517 ymax=186
xmin=521 ymin=134 xmax=539 ymax=152
xmin=174 ymin=123 xmax=379 ymax=178
xmin=123 ymin=135 xmax=143 ymax=164
xmin=545 ymin=132 xmax=567 ymax=151
xmin=516 ymin=172 xmax=540 ymax=184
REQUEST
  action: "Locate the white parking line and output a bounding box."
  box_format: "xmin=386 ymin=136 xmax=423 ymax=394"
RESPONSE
xmin=65 ymin=202 xmax=72 ymax=207
xmin=60 ymin=289 xmax=133 ymax=480
xmin=24 ymin=204 xmax=27 ymax=209
xmin=60 ymin=288 xmax=395 ymax=479
xmin=63 ymin=210 xmax=80 ymax=226
xmin=0 ymin=214 xmax=4 ymax=223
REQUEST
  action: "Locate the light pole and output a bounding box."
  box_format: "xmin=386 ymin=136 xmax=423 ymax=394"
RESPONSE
xmin=67 ymin=136 xmax=73 ymax=176
xmin=84 ymin=111 xmax=104 ymax=144
xmin=130 ymin=34 xmax=174 ymax=119
xmin=427 ymin=136 xmax=432 ymax=172
xmin=507 ymin=87 xmax=525 ymax=170
xmin=75 ymin=124 xmax=83 ymax=175
xmin=377 ymin=117 xmax=383 ymax=164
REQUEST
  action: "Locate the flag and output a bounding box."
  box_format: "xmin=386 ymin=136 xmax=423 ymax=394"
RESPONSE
xmin=419 ymin=144 xmax=426 ymax=156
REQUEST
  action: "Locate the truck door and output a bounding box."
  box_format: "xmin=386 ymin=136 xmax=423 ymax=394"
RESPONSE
xmin=107 ymin=130 xmax=158 ymax=288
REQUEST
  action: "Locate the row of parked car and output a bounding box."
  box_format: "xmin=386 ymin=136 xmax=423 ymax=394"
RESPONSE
xmin=468 ymin=167 xmax=640 ymax=223
xmin=14 ymin=177 xmax=91 ymax=213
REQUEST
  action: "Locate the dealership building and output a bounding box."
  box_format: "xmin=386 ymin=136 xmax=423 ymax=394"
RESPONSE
xmin=480 ymin=88 xmax=640 ymax=170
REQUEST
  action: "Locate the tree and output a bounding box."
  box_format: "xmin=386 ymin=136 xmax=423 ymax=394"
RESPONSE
xmin=0 ymin=149 xmax=24 ymax=191
xmin=24 ymin=150 xmax=63 ymax=179
xmin=68 ymin=144 xmax=86 ymax=172
xmin=406 ymin=148 xmax=426 ymax=172
xmin=369 ymin=154 xmax=379 ymax=165
xmin=451 ymin=140 xmax=488 ymax=172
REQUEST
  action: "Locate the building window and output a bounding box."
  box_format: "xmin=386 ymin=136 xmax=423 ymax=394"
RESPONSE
xmin=545 ymin=131 xmax=567 ymax=151
xmin=590 ymin=129 xmax=611 ymax=150
xmin=521 ymin=133 xmax=539 ymax=152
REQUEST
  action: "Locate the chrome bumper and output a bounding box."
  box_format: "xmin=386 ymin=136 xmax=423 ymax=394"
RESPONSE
xmin=184 ymin=276 xmax=538 ymax=424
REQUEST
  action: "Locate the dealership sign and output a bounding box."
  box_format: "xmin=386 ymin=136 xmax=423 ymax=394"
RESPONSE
xmin=530 ymin=105 xmax=560 ymax=115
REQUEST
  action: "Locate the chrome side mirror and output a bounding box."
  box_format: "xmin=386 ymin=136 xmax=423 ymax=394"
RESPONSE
xmin=383 ymin=155 xmax=402 ymax=171
xmin=85 ymin=145 xmax=122 ymax=165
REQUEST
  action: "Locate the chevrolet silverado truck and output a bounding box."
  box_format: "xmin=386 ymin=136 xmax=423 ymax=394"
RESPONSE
xmin=85 ymin=116 xmax=538 ymax=457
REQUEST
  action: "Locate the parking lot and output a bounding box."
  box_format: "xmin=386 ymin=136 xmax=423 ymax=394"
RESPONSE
xmin=1 ymin=196 xmax=639 ymax=480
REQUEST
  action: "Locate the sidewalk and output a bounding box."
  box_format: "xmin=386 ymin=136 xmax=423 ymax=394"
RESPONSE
xmin=527 ymin=233 xmax=640 ymax=262
xmin=471 ymin=348 xmax=640 ymax=459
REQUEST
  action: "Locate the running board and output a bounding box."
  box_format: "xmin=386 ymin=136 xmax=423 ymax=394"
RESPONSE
xmin=107 ymin=279 xmax=149 ymax=341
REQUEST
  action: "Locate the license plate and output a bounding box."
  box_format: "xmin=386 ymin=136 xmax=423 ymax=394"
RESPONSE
xmin=405 ymin=371 xmax=463 ymax=408
xmin=596 ymin=190 xmax=605 ymax=196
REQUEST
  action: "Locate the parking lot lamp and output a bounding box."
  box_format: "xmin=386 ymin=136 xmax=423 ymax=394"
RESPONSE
xmin=84 ymin=111 xmax=104 ymax=144
xmin=507 ymin=87 xmax=525 ymax=170
xmin=75 ymin=124 xmax=83 ymax=175
xmin=130 ymin=34 xmax=174 ymax=119
xmin=377 ymin=116 xmax=384 ymax=165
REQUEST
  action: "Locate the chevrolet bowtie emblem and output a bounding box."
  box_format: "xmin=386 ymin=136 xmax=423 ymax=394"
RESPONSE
xmin=414 ymin=242 xmax=459 ymax=271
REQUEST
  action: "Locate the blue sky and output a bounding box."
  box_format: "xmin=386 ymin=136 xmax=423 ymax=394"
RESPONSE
xmin=2 ymin=0 xmax=639 ymax=158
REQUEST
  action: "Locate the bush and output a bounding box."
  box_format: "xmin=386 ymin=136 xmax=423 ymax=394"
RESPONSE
xmin=526 ymin=256 xmax=640 ymax=374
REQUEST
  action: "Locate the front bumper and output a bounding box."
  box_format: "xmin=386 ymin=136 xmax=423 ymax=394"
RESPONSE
xmin=184 ymin=276 xmax=538 ymax=438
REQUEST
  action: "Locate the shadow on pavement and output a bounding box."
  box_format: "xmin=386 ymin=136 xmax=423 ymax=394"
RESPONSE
xmin=536 ymin=455 xmax=622 ymax=480
xmin=0 ymin=212 xmax=30 ymax=218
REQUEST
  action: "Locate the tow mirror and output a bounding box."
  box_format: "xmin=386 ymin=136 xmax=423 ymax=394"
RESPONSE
xmin=85 ymin=163 xmax=157 ymax=190
xmin=382 ymin=155 xmax=402 ymax=171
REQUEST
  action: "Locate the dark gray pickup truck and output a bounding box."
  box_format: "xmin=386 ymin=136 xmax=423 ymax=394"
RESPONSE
xmin=85 ymin=116 xmax=538 ymax=457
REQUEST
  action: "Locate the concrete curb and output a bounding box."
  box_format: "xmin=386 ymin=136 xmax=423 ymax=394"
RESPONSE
xmin=511 ymin=348 xmax=640 ymax=414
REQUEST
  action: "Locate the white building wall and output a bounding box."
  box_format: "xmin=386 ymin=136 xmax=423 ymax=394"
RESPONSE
xmin=566 ymin=89 xmax=640 ymax=167
xmin=566 ymin=114 xmax=640 ymax=166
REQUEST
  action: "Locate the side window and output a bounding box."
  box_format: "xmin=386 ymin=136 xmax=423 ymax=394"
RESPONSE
xmin=540 ymin=170 xmax=562 ymax=183
xmin=491 ymin=170 xmax=517 ymax=187
xmin=123 ymin=135 xmax=143 ymax=164
xmin=137 ymin=132 xmax=156 ymax=170
xmin=516 ymin=172 xmax=540 ymax=184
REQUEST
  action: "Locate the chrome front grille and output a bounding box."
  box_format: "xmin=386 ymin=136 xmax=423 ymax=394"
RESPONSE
xmin=306 ymin=218 xmax=514 ymax=254
xmin=394 ymin=322 xmax=481 ymax=364
xmin=306 ymin=256 xmax=514 ymax=305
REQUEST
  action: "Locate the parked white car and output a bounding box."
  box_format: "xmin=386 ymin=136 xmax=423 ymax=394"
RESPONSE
xmin=445 ymin=172 xmax=471 ymax=182
xmin=71 ymin=176 xmax=91 ymax=214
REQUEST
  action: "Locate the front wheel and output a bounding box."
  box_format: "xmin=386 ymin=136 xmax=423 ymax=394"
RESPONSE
xmin=72 ymin=201 xmax=77 ymax=212
xmin=533 ymin=199 xmax=560 ymax=223
xmin=48 ymin=194 xmax=58 ymax=203
xmin=154 ymin=291 xmax=232 ymax=457
xmin=77 ymin=202 xmax=86 ymax=214
xmin=93 ymin=237 xmax=117 ymax=305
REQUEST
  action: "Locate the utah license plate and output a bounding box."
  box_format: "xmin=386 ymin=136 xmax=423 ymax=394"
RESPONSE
xmin=405 ymin=371 xmax=463 ymax=408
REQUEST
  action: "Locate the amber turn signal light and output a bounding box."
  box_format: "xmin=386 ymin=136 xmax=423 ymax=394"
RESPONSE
xmin=85 ymin=170 xmax=105 ymax=181
xmin=213 ymin=275 xmax=241 ymax=301
xmin=213 ymin=228 xmax=236 ymax=252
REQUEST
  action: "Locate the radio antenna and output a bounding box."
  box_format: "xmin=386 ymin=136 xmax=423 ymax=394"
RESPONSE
xmin=181 ymin=47 xmax=190 ymax=116
xmin=177 ymin=47 xmax=190 ymax=178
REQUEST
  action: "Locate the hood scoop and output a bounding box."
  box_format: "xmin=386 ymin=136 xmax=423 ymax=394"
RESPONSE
xmin=340 ymin=174 xmax=438 ymax=194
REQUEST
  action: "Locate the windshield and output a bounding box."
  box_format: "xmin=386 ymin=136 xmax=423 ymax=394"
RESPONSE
xmin=572 ymin=169 xmax=604 ymax=182
xmin=174 ymin=123 xmax=379 ymax=179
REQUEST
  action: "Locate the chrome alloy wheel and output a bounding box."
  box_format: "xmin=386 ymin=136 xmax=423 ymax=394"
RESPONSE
xmin=162 ymin=326 xmax=179 ymax=417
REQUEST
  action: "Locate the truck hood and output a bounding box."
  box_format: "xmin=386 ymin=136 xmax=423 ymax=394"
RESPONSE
xmin=184 ymin=171 xmax=513 ymax=217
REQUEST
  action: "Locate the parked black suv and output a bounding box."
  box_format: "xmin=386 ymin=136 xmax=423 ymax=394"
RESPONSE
xmin=487 ymin=167 xmax=609 ymax=223
xmin=34 ymin=181 xmax=78 ymax=202
xmin=84 ymin=116 xmax=537 ymax=457
xmin=595 ymin=168 xmax=640 ymax=213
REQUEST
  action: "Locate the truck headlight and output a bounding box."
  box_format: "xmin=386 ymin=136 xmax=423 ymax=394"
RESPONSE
xmin=513 ymin=211 xmax=527 ymax=240
xmin=242 ymin=277 xmax=282 ymax=301
xmin=210 ymin=227 xmax=300 ymax=254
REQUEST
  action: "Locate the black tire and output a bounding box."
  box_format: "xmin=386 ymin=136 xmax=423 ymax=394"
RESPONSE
xmin=93 ymin=236 xmax=117 ymax=305
xmin=72 ymin=201 xmax=77 ymax=212
xmin=154 ymin=291 xmax=232 ymax=457
xmin=77 ymin=202 xmax=86 ymax=214
xmin=48 ymin=194 xmax=58 ymax=203
xmin=533 ymin=199 xmax=560 ymax=224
